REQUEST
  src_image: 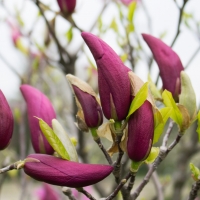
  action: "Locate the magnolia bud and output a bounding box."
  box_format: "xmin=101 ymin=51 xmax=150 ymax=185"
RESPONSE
xmin=81 ymin=32 xmax=131 ymax=121
xmin=0 ymin=90 xmax=14 ymax=150
xmin=24 ymin=154 xmax=113 ymax=187
xmin=57 ymin=0 xmax=76 ymax=16
xmin=127 ymin=100 xmax=154 ymax=162
xmin=20 ymin=85 xmax=56 ymax=154
xmin=142 ymin=34 xmax=184 ymax=101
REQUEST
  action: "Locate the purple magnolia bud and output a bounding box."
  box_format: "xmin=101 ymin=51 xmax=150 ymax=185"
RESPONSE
xmin=57 ymin=0 xmax=76 ymax=16
xmin=67 ymin=74 xmax=103 ymax=128
xmin=81 ymin=32 xmax=131 ymax=121
xmin=20 ymin=85 xmax=56 ymax=154
xmin=142 ymin=34 xmax=184 ymax=101
xmin=127 ymin=100 xmax=154 ymax=162
xmin=0 ymin=90 xmax=14 ymax=150
xmin=73 ymin=86 xmax=103 ymax=128
xmin=24 ymin=154 xmax=113 ymax=187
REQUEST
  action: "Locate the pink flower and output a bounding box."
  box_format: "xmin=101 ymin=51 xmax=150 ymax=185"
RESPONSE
xmin=35 ymin=183 xmax=60 ymax=200
xmin=127 ymin=100 xmax=154 ymax=162
xmin=120 ymin=0 xmax=135 ymax=5
xmin=81 ymin=32 xmax=131 ymax=121
xmin=20 ymin=85 xmax=56 ymax=154
xmin=24 ymin=154 xmax=114 ymax=187
xmin=142 ymin=34 xmax=184 ymax=101
xmin=0 ymin=90 xmax=14 ymax=150
xmin=57 ymin=0 xmax=76 ymax=16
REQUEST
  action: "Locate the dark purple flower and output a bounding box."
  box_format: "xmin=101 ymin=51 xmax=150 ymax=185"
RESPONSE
xmin=142 ymin=34 xmax=184 ymax=101
xmin=20 ymin=85 xmax=56 ymax=154
xmin=0 ymin=90 xmax=14 ymax=150
xmin=57 ymin=0 xmax=76 ymax=16
xmin=127 ymin=100 xmax=154 ymax=162
xmin=81 ymin=32 xmax=131 ymax=121
xmin=24 ymin=154 xmax=113 ymax=187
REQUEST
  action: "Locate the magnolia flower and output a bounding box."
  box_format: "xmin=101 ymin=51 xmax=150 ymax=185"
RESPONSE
xmin=24 ymin=154 xmax=113 ymax=187
xmin=127 ymin=100 xmax=154 ymax=162
xmin=81 ymin=32 xmax=131 ymax=121
xmin=120 ymin=0 xmax=136 ymax=5
xmin=57 ymin=0 xmax=76 ymax=16
xmin=35 ymin=183 xmax=60 ymax=200
xmin=0 ymin=90 xmax=14 ymax=150
xmin=20 ymin=85 xmax=56 ymax=154
xmin=66 ymin=74 xmax=103 ymax=128
xmin=142 ymin=34 xmax=184 ymax=101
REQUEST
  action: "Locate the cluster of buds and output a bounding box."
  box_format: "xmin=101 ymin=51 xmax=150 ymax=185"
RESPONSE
xmin=0 ymin=30 xmax=187 ymax=191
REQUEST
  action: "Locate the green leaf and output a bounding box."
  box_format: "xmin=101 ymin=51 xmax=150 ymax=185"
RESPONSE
xmin=126 ymin=82 xmax=148 ymax=119
xmin=196 ymin=111 xmax=200 ymax=142
xmin=126 ymin=23 xmax=135 ymax=33
xmin=145 ymin=147 xmax=159 ymax=164
xmin=179 ymin=71 xmax=197 ymax=121
xmin=120 ymin=53 xmax=128 ymax=62
xmin=38 ymin=118 xmax=70 ymax=160
xmin=148 ymin=75 xmax=162 ymax=99
xmin=98 ymin=16 xmax=103 ymax=32
xmin=65 ymin=27 xmax=73 ymax=43
xmin=52 ymin=119 xmax=78 ymax=162
xmin=127 ymin=2 xmax=137 ymax=22
xmin=162 ymin=90 xmax=183 ymax=127
xmin=190 ymin=163 xmax=200 ymax=180
xmin=110 ymin=18 xmax=118 ymax=32
xmin=153 ymin=107 xmax=172 ymax=144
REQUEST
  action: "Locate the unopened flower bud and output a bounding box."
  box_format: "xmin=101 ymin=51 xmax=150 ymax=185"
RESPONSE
xmin=81 ymin=32 xmax=131 ymax=121
xmin=0 ymin=90 xmax=14 ymax=150
xmin=127 ymin=100 xmax=154 ymax=162
xmin=142 ymin=34 xmax=184 ymax=101
xmin=67 ymin=74 xmax=103 ymax=128
xmin=20 ymin=85 xmax=56 ymax=154
xmin=24 ymin=154 xmax=113 ymax=187
xmin=57 ymin=0 xmax=76 ymax=16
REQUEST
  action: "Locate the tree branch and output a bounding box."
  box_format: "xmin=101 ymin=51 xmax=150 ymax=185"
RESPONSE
xmin=187 ymin=180 xmax=200 ymax=200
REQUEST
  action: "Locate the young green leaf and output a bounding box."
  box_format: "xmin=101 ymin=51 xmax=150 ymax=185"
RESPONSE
xmin=190 ymin=163 xmax=200 ymax=181
xmin=126 ymin=82 xmax=148 ymax=119
xmin=110 ymin=18 xmax=118 ymax=32
xmin=179 ymin=71 xmax=197 ymax=121
xmin=37 ymin=118 xmax=70 ymax=160
xmin=162 ymin=90 xmax=183 ymax=128
xmin=127 ymin=2 xmax=137 ymax=22
xmin=65 ymin=27 xmax=73 ymax=43
xmin=196 ymin=111 xmax=200 ymax=142
xmin=145 ymin=147 xmax=159 ymax=164
xmin=153 ymin=107 xmax=172 ymax=144
xmin=148 ymin=75 xmax=162 ymax=100
xmin=52 ymin=119 xmax=78 ymax=162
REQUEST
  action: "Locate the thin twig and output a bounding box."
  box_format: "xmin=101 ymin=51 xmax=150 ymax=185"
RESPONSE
xmin=151 ymin=171 xmax=164 ymax=200
xmin=35 ymin=0 xmax=71 ymax=66
xmin=105 ymin=172 xmax=132 ymax=200
xmin=77 ymin=188 xmax=96 ymax=200
xmin=171 ymin=0 xmax=188 ymax=47
xmin=94 ymin=138 xmax=113 ymax=165
xmin=187 ymin=180 xmax=200 ymax=200
xmin=185 ymin=46 xmax=200 ymax=69
xmin=62 ymin=187 xmax=77 ymax=200
xmin=162 ymin=120 xmax=174 ymax=147
xmin=127 ymin=174 xmax=136 ymax=192
xmin=0 ymin=163 xmax=16 ymax=174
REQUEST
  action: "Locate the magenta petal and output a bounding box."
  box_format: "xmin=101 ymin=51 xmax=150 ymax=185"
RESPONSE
xmin=20 ymin=85 xmax=55 ymax=154
xmin=81 ymin=32 xmax=131 ymax=121
xmin=0 ymin=90 xmax=14 ymax=150
xmin=127 ymin=100 xmax=154 ymax=162
xmin=24 ymin=154 xmax=113 ymax=188
xmin=73 ymin=86 xmax=103 ymax=128
xmin=57 ymin=0 xmax=76 ymax=14
xmin=142 ymin=34 xmax=184 ymax=99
